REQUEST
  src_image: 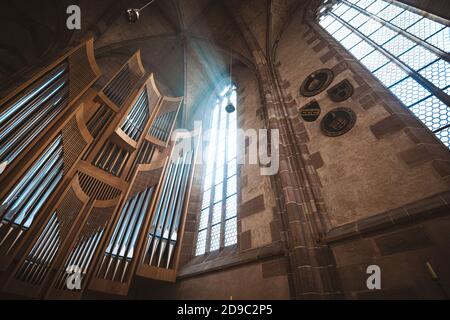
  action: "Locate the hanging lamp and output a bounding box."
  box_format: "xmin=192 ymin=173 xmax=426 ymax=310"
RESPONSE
xmin=126 ymin=0 xmax=156 ymax=23
xmin=225 ymin=49 xmax=236 ymax=114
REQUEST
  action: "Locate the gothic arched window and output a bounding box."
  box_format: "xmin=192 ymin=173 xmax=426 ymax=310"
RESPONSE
xmin=195 ymin=85 xmax=238 ymax=256
xmin=318 ymin=0 xmax=450 ymax=146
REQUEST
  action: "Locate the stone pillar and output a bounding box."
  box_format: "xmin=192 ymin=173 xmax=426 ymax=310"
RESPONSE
xmin=228 ymin=8 xmax=342 ymax=299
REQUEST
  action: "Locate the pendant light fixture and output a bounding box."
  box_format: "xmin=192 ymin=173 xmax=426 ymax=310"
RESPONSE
xmin=126 ymin=0 xmax=156 ymax=23
xmin=225 ymin=48 xmax=236 ymax=114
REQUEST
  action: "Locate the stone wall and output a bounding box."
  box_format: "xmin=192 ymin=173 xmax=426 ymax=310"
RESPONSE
xmin=272 ymin=0 xmax=450 ymax=299
xmin=275 ymin=2 xmax=450 ymax=227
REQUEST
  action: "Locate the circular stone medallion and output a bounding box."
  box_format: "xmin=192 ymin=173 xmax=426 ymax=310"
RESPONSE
xmin=300 ymin=68 xmax=334 ymax=97
xmin=300 ymin=100 xmax=321 ymax=122
xmin=321 ymin=107 xmax=356 ymax=137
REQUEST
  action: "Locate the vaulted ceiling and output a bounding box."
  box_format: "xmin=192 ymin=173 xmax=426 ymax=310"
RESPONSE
xmin=87 ymin=0 xmax=305 ymax=125
xmin=0 ymin=0 xmax=305 ymax=106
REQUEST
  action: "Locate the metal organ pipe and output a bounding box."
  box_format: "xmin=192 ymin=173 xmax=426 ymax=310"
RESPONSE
xmin=55 ymin=229 xmax=104 ymax=290
xmin=121 ymin=90 xmax=149 ymax=141
xmin=104 ymin=66 xmax=133 ymax=108
xmin=146 ymin=157 xmax=181 ymax=265
xmin=144 ymin=149 xmax=194 ymax=269
xmin=99 ymin=187 xmax=154 ymax=282
xmin=0 ymin=63 xmax=68 ymax=168
xmin=0 ymin=137 xmax=63 ymax=255
xmin=15 ymin=213 xmax=60 ymax=285
xmin=148 ymin=111 xmax=176 ymax=142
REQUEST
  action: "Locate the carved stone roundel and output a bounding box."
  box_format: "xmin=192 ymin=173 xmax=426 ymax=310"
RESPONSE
xmin=327 ymin=79 xmax=354 ymax=102
xmin=300 ymin=100 xmax=321 ymax=122
xmin=300 ymin=68 xmax=334 ymax=97
xmin=321 ymin=107 xmax=356 ymax=137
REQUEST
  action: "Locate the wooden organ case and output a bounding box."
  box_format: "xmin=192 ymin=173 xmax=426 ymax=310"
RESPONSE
xmin=0 ymin=39 xmax=199 ymax=299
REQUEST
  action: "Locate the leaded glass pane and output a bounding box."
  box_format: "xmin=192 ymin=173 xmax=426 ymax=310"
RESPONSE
xmin=226 ymin=195 xmax=237 ymax=219
xmin=389 ymin=77 xmax=431 ymax=106
xmin=407 ymin=17 xmax=445 ymax=40
xmin=373 ymin=62 xmax=408 ymax=87
xmin=358 ymin=19 xmax=382 ymax=36
xmin=224 ymin=218 xmax=237 ymax=246
xmin=354 ymin=0 xmax=376 ymax=10
xmin=216 ymin=150 xmax=225 ymax=166
xmin=319 ymin=15 xmax=335 ymax=29
xmin=418 ymin=59 xmax=450 ymax=89
xmin=348 ymin=13 xmax=370 ymax=29
xmin=410 ymin=96 xmax=450 ymax=131
xmin=204 ymin=173 xmax=212 ymax=189
xmin=435 ymin=127 xmax=450 ymax=147
xmin=215 ymin=166 xmax=224 ymax=185
xmin=334 ymin=25 xmax=352 ymax=41
xmin=377 ymin=4 xmax=404 ymax=22
xmin=365 ymin=0 xmax=389 ymax=15
xmin=426 ymin=28 xmax=450 ymax=52
xmin=398 ymin=45 xmax=438 ymax=70
xmin=341 ymin=33 xmax=363 ymax=49
xmin=211 ymin=202 xmax=222 ymax=225
xmin=195 ymin=230 xmax=207 ymax=256
xmin=199 ymin=208 xmax=209 ymax=230
xmin=333 ymin=3 xmax=351 ymax=16
xmin=369 ymin=26 xmax=398 ymax=45
xmin=327 ymin=20 xmax=344 ymax=35
xmin=382 ymin=35 xmax=415 ymax=56
xmin=341 ymin=7 xmax=360 ymax=22
xmin=227 ymin=160 xmax=237 ymax=177
xmin=390 ymin=10 xmax=422 ymax=29
xmin=226 ymin=176 xmax=237 ymax=197
xmin=214 ymin=183 xmax=223 ymax=203
xmin=202 ymin=189 xmax=211 ymax=209
xmin=349 ymin=40 xmax=375 ymax=59
xmin=209 ymin=224 xmax=221 ymax=251
xmin=360 ymin=50 xmax=389 ymax=71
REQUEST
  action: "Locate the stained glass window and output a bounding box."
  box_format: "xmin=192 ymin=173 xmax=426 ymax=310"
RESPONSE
xmin=195 ymin=85 xmax=238 ymax=256
xmin=319 ymin=0 xmax=450 ymax=147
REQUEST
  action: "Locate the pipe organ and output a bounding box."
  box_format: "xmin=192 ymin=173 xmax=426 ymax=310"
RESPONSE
xmin=0 ymin=38 xmax=198 ymax=299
